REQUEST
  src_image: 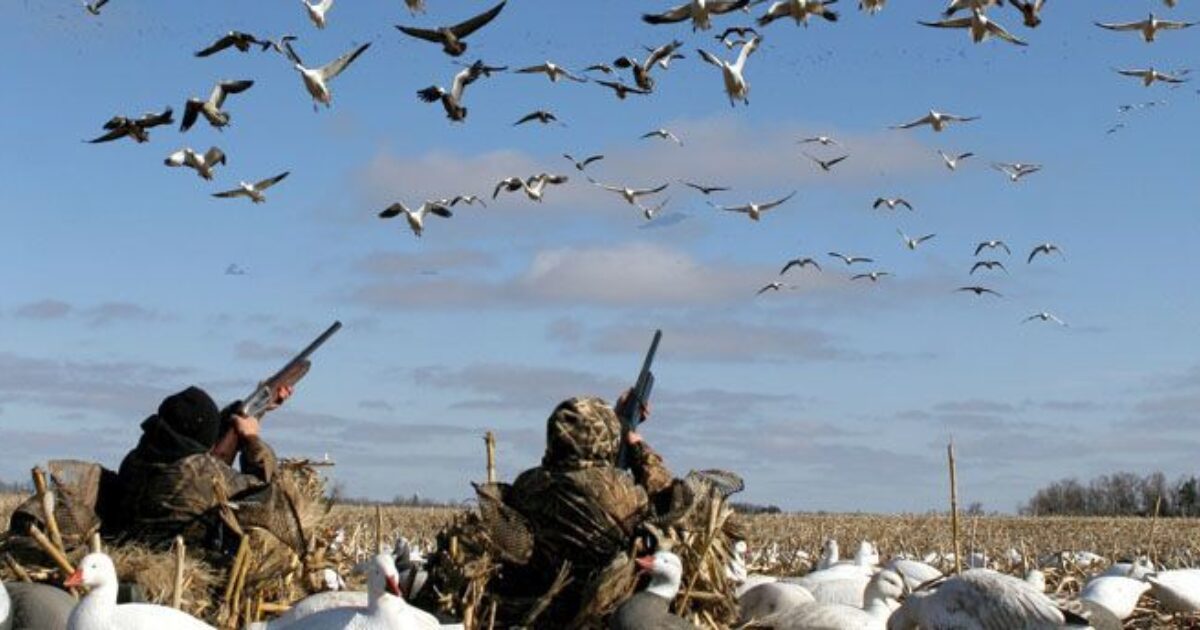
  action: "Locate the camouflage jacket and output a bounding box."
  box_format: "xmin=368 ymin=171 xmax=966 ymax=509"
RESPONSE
xmin=113 ymin=436 xmax=277 ymax=547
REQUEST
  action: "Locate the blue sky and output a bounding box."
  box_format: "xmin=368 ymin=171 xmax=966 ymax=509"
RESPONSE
xmin=1 ymin=0 xmax=1198 ymax=513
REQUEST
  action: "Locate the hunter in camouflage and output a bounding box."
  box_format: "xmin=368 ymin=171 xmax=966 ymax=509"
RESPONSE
xmin=498 ymin=394 xmax=676 ymax=627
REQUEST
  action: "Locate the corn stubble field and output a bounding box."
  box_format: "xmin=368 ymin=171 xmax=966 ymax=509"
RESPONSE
xmin=6 ymin=495 xmax=1200 ymax=627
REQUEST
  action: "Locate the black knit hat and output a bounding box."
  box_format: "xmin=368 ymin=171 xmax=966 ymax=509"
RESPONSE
xmin=156 ymin=386 xmax=221 ymax=448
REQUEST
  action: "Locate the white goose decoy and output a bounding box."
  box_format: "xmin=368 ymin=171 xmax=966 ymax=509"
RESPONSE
xmin=641 ymin=128 xmax=683 ymax=145
xmin=610 ymin=551 xmax=693 ymax=630
xmin=853 ymin=541 xmax=880 ymax=568
xmin=285 ymin=41 xmax=371 ymax=109
xmin=164 ymin=146 xmax=226 ymax=180
xmin=1022 ymin=312 xmax=1067 ymax=326
xmin=1095 ymin=13 xmax=1196 ymax=42
xmin=417 ymin=60 xmax=499 ymax=122
xmin=738 ymin=582 xmax=815 ymax=623
xmin=378 ymin=201 xmax=453 ymax=238
xmin=758 ymin=0 xmax=839 ymax=27
xmin=818 ymin=539 xmax=840 ymax=571
xmin=1080 ymin=576 xmax=1150 ymax=620
xmin=885 ymin=559 xmax=943 ymax=592
xmin=1100 ymin=557 xmax=1155 ymax=580
xmin=886 ymin=569 xmax=1075 ymax=629
xmin=66 ymin=552 xmax=215 ymax=630
xmin=758 ymin=570 xmax=905 ymax=629
xmin=642 ymin=0 xmax=752 ymax=31
xmin=514 ymin=62 xmax=587 ymax=83
xmin=589 ymin=178 xmax=670 ymax=205
xmin=302 ymin=0 xmax=333 ymax=29
xmin=275 ymin=554 xmax=441 ymax=630
xmin=1115 ymin=67 xmax=1189 ymax=86
xmin=1 ymin=581 xmax=9 ymax=629
xmin=1146 ymin=569 xmax=1200 ymax=614
xmin=892 ymin=110 xmax=979 ymax=132
xmin=937 ymin=150 xmax=974 ymax=170
xmin=709 ymin=190 xmax=795 ymax=221
xmin=898 ymin=229 xmax=936 ymax=250
xmin=696 ymin=36 xmax=761 ymax=106
xmin=860 ymin=0 xmax=887 ymax=15
xmin=920 ymin=8 xmax=1027 ymax=46
xmin=211 ymin=172 xmax=289 ymax=203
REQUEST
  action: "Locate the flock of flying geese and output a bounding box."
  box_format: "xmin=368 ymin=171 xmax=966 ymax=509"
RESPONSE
xmin=80 ymin=0 xmax=1194 ymax=326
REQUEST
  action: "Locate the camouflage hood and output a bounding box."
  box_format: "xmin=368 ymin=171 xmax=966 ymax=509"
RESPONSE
xmin=542 ymin=397 xmax=620 ymax=472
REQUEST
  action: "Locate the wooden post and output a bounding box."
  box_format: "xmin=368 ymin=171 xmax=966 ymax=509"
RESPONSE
xmin=947 ymin=441 xmax=962 ymax=575
xmin=1148 ymin=493 xmax=1162 ymax=567
xmin=173 ymin=536 xmax=187 ymax=610
xmin=375 ymin=505 xmax=384 ymax=554
xmin=484 ymin=431 xmax=497 ymax=484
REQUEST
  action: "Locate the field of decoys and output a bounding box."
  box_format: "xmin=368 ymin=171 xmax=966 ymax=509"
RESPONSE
xmin=4 ymin=0 xmax=1200 ymax=628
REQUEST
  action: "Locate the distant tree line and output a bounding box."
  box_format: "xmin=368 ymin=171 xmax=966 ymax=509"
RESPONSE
xmin=731 ymin=502 xmax=783 ymax=515
xmin=0 ymin=479 xmax=32 ymax=495
xmin=326 ymin=482 xmax=462 ymax=508
xmin=1020 ymin=471 xmax=1200 ymax=517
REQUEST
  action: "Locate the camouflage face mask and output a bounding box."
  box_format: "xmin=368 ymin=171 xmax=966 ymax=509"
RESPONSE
xmin=542 ymin=396 xmax=621 ymax=471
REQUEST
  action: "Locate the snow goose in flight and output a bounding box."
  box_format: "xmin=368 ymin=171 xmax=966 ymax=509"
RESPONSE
xmin=1095 ymin=13 xmax=1196 ymax=42
xmin=898 ymin=229 xmax=936 ymax=250
xmin=195 ymin=31 xmax=272 ymax=57
xmin=803 ymin=152 xmax=849 ymax=172
xmin=522 ymin=173 xmax=569 ymax=202
xmin=396 ymin=1 xmax=506 ymax=56
xmin=563 ymin=154 xmax=604 ymax=171
xmin=892 ymin=110 xmax=979 ymax=132
xmin=444 ymin=194 xmax=486 ymax=208
xmin=379 ymin=201 xmax=453 ymax=238
xmin=887 ymin=569 xmax=1080 ymax=629
xmin=404 ymin=0 xmax=427 ymax=14
xmin=302 ymin=0 xmax=333 ymax=29
xmin=827 ymin=252 xmax=873 ymax=265
xmin=1010 ymin=0 xmax=1047 ymax=28
xmin=614 ymin=40 xmax=684 ymax=91
xmin=852 ymin=271 xmax=890 ymax=282
xmin=635 ymin=196 xmax=672 ymax=220
xmin=493 ymin=177 xmax=525 ymax=199
xmin=757 ymin=281 xmax=791 ymax=295
xmin=780 ymin=257 xmax=821 ymax=274
xmin=285 ymin=41 xmax=370 ymax=109
xmin=1116 ymin=67 xmax=1189 ymax=86
xmin=758 ymin=0 xmax=840 ymax=27
xmin=709 ymin=190 xmax=795 ymax=221
xmin=513 ymin=110 xmax=563 ymax=126
xmin=589 ymin=178 xmax=670 ymax=205
xmin=874 ymin=197 xmax=913 ymax=210
xmin=83 ymin=0 xmax=109 ymax=15
xmin=1027 ymin=242 xmax=1063 ymax=263
xmin=716 ymin=26 xmax=759 ymax=47
xmin=860 ymin=0 xmax=887 ymax=14
xmin=642 ymin=0 xmax=751 ymax=31
xmin=970 ymin=260 xmax=1007 ymax=274
xmin=1023 ymin=311 xmax=1066 ymax=326
xmin=164 ymin=147 xmax=226 ymax=180
xmin=610 ymin=551 xmax=693 ymax=630
xmin=975 ymin=240 xmax=1011 ymax=256
xmin=417 ymin=60 xmax=499 ymax=122
xmin=798 ymin=135 xmax=841 ymax=146
xmin=938 ymin=150 xmax=974 ymax=170
xmin=942 ymin=0 xmax=1002 ymax=17
xmin=211 ymin=171 xmax=289 ymax=204
xmin=681 ymin=181 xmax=729 ymax=194
xmin=594 ymin=79 xmax=651 ymax=100
xmin=88 ymin=107 xmax=173 ymax=144
xmin=992 ymin=161 xmax=1042 ymax=182
xmin=696 ymin=36 xmax=761 ymax=106
xmin=514 ymin=62 xmax=587 ymax=83
xmin=920 ymin=8 xmax=1028 ymax=46
xmin=181 ymin=79 xmax=253 ymax=132
xmin=66 ymin=552 xmax=216 ymax=629
xmin=957 ymin=285 xmax=1002 ymax=297
xmin=642 ymin=128 xmax=683 ymax=145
